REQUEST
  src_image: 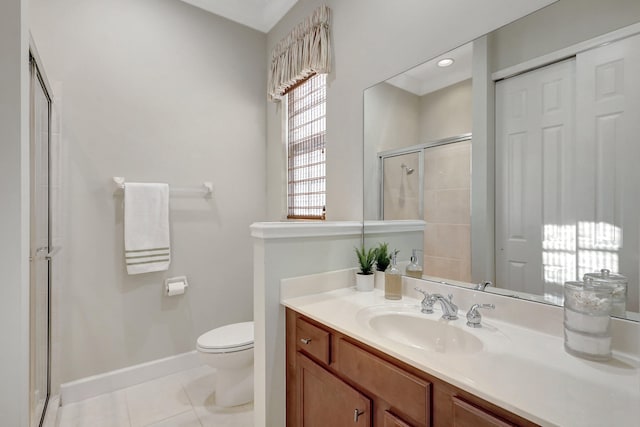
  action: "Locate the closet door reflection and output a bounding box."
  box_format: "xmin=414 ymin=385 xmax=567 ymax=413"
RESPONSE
xmin=495 ymin=59 xmax=575 ymax=302
xmin=30 ymin=56 xmax=51 ymax=427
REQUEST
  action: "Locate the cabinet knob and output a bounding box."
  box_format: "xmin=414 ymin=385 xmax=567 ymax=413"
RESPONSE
xmin=354 ymin=409 xmax=365 ymax=422
xmin=300 ymin=338 xmax=312 ymax=345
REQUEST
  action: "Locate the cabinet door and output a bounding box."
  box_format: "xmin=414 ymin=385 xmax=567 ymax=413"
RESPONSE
xmin=335 ymin=338 xmax=430 ymax=426
xmin=452 ymin=397 xmax=515 ymax=427
xmin=297 ymin=353 xmax=371 ymax=427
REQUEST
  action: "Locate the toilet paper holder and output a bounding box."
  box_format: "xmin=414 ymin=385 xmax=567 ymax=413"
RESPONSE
xmin=165 ymin=276 xmax=189 ymax=296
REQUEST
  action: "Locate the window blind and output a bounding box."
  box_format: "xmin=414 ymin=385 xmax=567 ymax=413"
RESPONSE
xmin=287 ymin=73 xmax=326 ymax=220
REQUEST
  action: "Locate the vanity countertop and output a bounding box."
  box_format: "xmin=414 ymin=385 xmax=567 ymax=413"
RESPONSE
xmin=282 ymin=286 xmax=640 ymax=427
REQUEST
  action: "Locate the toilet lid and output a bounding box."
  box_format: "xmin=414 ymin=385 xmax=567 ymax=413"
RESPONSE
xmin=197 ymin=321 xmax=254 ymax=351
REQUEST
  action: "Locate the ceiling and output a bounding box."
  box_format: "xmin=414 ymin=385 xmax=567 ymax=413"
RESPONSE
xmin=179 ymin=0 xmax=299 ymax=33
xmin=385 ymin=42 xmax=473 ymax=97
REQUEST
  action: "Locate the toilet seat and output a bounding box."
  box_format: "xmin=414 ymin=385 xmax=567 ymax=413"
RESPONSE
xmin=197 ymin=321 xmax=254 ymax=354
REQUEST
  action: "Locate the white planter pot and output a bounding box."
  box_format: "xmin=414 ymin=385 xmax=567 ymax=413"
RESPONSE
xmin=355 ymin=273 xmax=375 ymax=292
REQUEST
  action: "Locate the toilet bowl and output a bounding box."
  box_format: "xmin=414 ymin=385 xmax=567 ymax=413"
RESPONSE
xmin=196 ymin=321 xmax=254 ymax=407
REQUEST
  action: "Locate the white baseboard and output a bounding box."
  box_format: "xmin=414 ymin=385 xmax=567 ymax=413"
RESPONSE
xmin=60 ymin=350 xmax=201 ymax=405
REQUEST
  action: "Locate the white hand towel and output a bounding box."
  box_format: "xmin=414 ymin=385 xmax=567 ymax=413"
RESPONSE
xmin=124 ymin=183 xmax=170 ymax=275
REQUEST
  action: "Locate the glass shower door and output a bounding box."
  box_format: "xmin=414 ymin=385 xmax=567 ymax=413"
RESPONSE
xmin=380 ymin=151 xmax=423 ymax=220
xmin=29 ymin=55 xmax=51 ymax=427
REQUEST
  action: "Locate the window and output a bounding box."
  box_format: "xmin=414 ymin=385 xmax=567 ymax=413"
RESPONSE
xmin=286 ymin=74 xmax=326 ymax=219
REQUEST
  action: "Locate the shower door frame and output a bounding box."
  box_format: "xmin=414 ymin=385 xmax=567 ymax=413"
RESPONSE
xmin=377 ymin=133 xmax=472 ymax=220
xmin=29 ymin=41 xmax=53 ymax=427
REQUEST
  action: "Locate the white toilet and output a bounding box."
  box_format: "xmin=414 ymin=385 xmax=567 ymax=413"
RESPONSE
xmin=196 ymin=321 xmax=254 ymax=407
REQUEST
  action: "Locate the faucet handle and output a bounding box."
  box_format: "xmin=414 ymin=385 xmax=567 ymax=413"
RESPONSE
xmin=446 ymin=294 xmax=459 ymax=319
xmin=466 ymin=303 xmax=495 ymax=328
xmin=414 ymin=287 xmax=434 ymax=314
xmin=447 ymin=294 xmax=458 ymax=310
xmin=474 ymin=281 xmax=494 ymax=291
xmin=414 ymin=287 xmax=429 ymax=296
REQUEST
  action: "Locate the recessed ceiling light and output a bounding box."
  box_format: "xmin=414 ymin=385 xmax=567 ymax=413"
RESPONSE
xmin=437 ymin=58 xmax=455 ymax=68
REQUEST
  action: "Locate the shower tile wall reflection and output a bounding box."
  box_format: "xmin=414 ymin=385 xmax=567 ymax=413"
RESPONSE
xmin=383 ymin=153 xmax=421 ymax=219
xmin=423 ymin=141 xmax=471 ymax=282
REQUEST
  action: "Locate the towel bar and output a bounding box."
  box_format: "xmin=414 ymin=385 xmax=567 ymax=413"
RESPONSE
xmin=113 ymin=177 xmax=213 ymax=197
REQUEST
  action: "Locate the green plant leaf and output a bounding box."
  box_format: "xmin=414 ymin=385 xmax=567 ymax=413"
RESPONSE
xmin=375 ymin=242 xmax=391 ymax=271
xmin=355 ymin=245 xmax=377 ymax=275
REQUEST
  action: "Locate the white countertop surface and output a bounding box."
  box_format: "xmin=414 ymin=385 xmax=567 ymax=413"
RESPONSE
xmin=282 ymin=287 xmax=640 ymax=427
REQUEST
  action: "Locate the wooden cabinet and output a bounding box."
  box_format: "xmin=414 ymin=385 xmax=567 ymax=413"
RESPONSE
xmin=286 ymin=308 xmax=539 ymax=427
xmin=297 ymin=353 xmax=371 ymax=426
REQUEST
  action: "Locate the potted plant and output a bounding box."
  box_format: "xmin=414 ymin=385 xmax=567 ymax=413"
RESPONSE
xmin=355 ymin=245 xmax=377 ymax=291
xmin=374 ymin=243 xmax=397 ymax=289
xmin=375 ymin=243 xmax=392 ymax=272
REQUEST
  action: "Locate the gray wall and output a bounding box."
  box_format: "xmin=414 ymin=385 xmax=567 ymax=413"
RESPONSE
xmin=363 ymin=83 xmax=420 ymax=219
xmin=491 ymin=0 xmax=640 ymax=71
xmin=0 ymin=0 xmax=29 ymax=425
xmin=419 ymin=79 xmax=472 ymax=142
xmin=366 ymin=83 xmax=420 ymax=153
xmin=30 ymin=0 xmax=267 ymax=382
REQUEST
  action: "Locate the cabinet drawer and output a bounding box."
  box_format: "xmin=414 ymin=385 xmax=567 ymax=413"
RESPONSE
xmin=452 ymin=397 xmax=516 ymax=427
xmin=296 ymin=317 xmax=330 ymax=364
xmin=336 ymin=338 xmax=431 ymax=426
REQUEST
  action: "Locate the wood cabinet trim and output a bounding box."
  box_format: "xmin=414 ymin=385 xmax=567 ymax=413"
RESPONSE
xmin=383 ymin=410 xmax=414 ymax=427
xmin=452 ymin=396 xmax=517 ymax=427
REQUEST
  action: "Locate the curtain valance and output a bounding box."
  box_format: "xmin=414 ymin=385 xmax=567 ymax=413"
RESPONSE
xmin=267 ymin=5 xmax=331 ymax=101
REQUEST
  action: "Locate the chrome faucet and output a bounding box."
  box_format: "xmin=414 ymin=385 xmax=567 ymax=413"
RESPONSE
xmin=466 ymin=303 xmax=495 ymax=328
xmin=414 ymin=287 xmax=434 ymax=314
xmin=429 ymin=294 xmax=458 ymax=320
xmin=474 ymin=281 xmax=493 ymax=291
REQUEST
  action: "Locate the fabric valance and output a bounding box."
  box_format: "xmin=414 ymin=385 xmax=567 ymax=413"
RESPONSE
xmin=267 ymin=5 xmax=332 ymax=101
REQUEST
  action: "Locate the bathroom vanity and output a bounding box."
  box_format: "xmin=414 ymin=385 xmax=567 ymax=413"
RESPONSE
xmin=281 ymin=276 xmax=640 ymax=427
xmin=287 ymin=309 xmax=535 ymax=426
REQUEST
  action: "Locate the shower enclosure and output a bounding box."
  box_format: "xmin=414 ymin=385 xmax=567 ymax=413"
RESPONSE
xmin=379 ymin=134 xmax=472 ymax=282
xmin=29 ymin=49 xmax=52 ymax=427
xmin=379 ymin=149 xmax=423 ymax=220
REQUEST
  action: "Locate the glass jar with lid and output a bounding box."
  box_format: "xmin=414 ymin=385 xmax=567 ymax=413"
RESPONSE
xmin=563 ymin=281 xmax=613 ymax=361
xmin=583 ymin=269 xmax=627 ymax=316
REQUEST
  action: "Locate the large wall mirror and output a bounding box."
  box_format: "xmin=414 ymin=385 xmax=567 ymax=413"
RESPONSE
xmin=363 ymin=0 xmax=640 ymax=321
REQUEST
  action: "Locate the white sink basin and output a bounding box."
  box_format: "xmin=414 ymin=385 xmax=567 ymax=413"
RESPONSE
xmin=357 ymin=304 xmax=483 ymax=354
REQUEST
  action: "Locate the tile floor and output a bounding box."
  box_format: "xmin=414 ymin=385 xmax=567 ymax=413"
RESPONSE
xmin=56 ymin=366 xmax=253 ymax=427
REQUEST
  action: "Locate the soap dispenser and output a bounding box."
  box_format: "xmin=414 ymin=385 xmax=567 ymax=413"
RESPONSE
xmin=406 ymin=249 xmax=423 ymax=279
xmin=385 ymin=251 xmax=402 ymax=300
